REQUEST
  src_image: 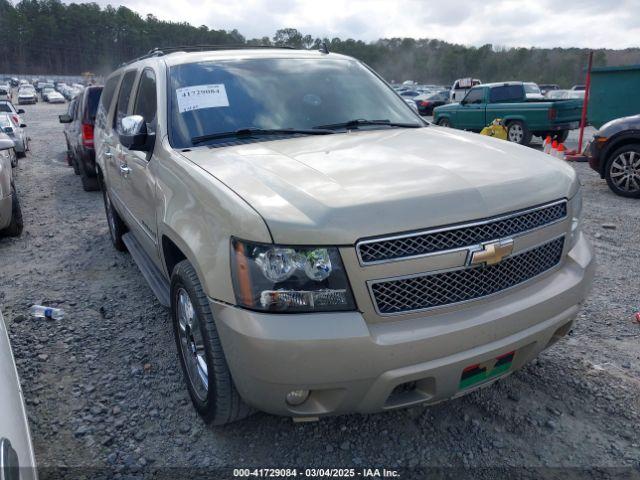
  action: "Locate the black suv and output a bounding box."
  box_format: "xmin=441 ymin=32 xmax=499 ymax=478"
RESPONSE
xmin=587 ymin=114 xmax=640 ymax=198
xmin=59 ymin=86 xmax=103 ymax=191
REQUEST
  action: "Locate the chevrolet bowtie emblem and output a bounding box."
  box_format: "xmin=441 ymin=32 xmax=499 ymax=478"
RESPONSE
xmin=469 ymin=239 xmax=514 ymax=266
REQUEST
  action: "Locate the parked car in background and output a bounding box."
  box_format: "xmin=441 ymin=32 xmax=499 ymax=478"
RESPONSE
xmin=571 ymin=85 xmax=586 ymax=91
xmin=0 ymin=101 xmax=25 ymax=126
xmin=434 ymin=82 xmax=582 ymax=145
xmin=0 ymin=113 xmax=28 ymax=158
xmin=450 ymin=77 xmax=481 ymax=102
xmin=0 ymin=309 xmax=36 ymax=478
xmin=95 ymin=48 xmax=592 ymax=425
xmin=59 ymin=85 xmax=103 ymax=191
xmin=540 ymin=84 xmax=560 ymax=96
xmin=414 ymin=90 xmax=450 ymax=115
xmin=0 ymin=133 xmax=23 ymax=236
xmin=17 ymin=86 xmax=37 ymax=105
xmin=524 ymin=82 xmax=544 ymax=100
xmin=0 ymin=87 xmax=9 ymax=102
xmin=586 ymin=114 xmax=640 ymax=198
xmin=47 ymin=91 xmax=65 ymax=104
xmin=41 ymin=86 xmax=55 ymax=101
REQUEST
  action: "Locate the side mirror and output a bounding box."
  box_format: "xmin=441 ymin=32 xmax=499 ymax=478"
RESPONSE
xmin=17 ymin=109 xmax=25 ymax=114
xmin=3 ymin=127 xmax=12 ymax=134
xmin=20 ymin=123 xmax=26 ymax=128
xmin=118 ymin=115 xmax=152 ymax=151
xmin=58 ymin=114 xmax=72 ymax=124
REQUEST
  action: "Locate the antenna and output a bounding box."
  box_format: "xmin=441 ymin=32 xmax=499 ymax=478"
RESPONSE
xmin=319 ymin=42 xmax=329 ymax=54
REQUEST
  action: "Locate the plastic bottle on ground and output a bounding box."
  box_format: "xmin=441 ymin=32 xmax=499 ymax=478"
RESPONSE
xmin=29 ymin=305 xmax=64 ymax=320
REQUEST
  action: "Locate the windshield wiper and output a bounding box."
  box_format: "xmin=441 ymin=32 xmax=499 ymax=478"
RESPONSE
xmin=191 ymin=127 xmax=335 ymax=145
xmin=314 ymin=119 xmax=423 ymax=130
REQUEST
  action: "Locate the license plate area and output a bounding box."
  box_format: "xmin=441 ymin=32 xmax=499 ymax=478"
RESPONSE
xmin=459 ymin=351 xmax=515 ymax=390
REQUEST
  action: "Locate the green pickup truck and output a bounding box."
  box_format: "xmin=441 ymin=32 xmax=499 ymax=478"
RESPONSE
xmin=433 ymin=82 xmax=582 ymax=146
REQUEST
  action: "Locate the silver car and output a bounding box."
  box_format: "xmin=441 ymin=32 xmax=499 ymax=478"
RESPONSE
xmin=0 ymin=132 xmax=22 ymax=236
xmin=0 ymin=309 xmax=37 ymax=479
xmin=0 ymin=113 xmax=28 ymax=158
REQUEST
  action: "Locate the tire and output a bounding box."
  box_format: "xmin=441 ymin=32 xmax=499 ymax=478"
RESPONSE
xmin=437 ymin=117 xmax=451 ymax=127
xmin=0 ymin=185 xmax=23 ymax=237
xmin=551 ymin=130 xmax=569 ymax=143
xmin=506 ymin=120 xmax=532 ymax=146
xmin=604 ymin=144 xmax=640 ymax=198
xmin=101 ymin=185 xmax=127 ymax=251
xmin=9 ymin=149 xmax=17 ymax=168
xmin=171 ymin=260 xmax=253 ymax=425
xmin=65 ymin=141 xmax=73 ymax=166
xmin=72 ymin=156 xmax=80 ymax=175
xmin=79 ymin=159 xmax=99 ymax=192
xmin=16 ymin=150 xmax=25 ymax=159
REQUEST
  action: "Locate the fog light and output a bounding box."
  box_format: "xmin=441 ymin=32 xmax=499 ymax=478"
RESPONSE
xmin=286 ymin=389 xmax=310 ymax=406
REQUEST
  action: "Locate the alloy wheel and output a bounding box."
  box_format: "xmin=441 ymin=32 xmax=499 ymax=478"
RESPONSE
xmin=609 ymin=151 xmax=640 ymax=193
xmin=508 ymin=124 xmax=524 ymax=143
xmin=176 ymin=288 xmax=209 ymax=401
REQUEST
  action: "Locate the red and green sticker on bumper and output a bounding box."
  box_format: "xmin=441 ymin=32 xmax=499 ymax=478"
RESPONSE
xmin=459 ymin=351 xmax=515 ymax=390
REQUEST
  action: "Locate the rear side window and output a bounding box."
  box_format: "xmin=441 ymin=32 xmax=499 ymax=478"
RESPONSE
xmin=113 ymin=70 xmax=138 ymax=131
xmin=83 ymin=87 xmax=103 ymax=125
xmin=96 ymin=75 xmax=120 ymax=130
xmin=133 ymin=69 xmax=157 ymax=125
xmin=489 ymin=85 xmax=523 ymax=103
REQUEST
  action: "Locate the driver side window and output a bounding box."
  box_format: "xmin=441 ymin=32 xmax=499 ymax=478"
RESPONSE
xmin=463 ymin=88 xmax=484 ymax=104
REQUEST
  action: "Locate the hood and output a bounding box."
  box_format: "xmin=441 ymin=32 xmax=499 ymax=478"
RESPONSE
xmin=599 ymin=114 xmax=640 ymax=135
xmin=435 ymin=103 xmax=459 ymax=112
xmin=180 ymin=127 xmax=577 ymax=245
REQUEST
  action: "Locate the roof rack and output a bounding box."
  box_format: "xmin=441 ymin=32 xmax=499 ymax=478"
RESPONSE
xmin=120 ymin=44 xmax=297 ymax=66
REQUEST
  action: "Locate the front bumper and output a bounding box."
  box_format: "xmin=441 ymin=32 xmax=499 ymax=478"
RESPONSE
xmin=0 ymin=193 xmax=13 ymax=230
xmin=212 ymin=233 xmax=595 ymax=418
xmin=17 ymin=98 xmax=35 ymax=105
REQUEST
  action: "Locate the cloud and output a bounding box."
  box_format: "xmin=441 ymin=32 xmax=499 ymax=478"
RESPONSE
xmin=86 ymin=0 xmax=640 ymax=48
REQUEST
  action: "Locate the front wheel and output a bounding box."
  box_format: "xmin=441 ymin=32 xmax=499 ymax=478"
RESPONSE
xmin=507 ymin=120 xmax=532 ymax=146
xmin=171 ymin=260 xmax=253 ymax=425
xmin=604 ymin=144 xmax=640 ymax=198
xmin=437 ymin=117 xmax=451 ymax=128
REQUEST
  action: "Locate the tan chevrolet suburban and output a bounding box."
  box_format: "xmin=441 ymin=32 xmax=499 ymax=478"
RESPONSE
xmin=95 ymin=46 xmax=594 ymax=425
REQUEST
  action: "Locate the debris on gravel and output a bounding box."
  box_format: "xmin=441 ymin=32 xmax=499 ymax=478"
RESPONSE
xmin=0 ymin=102 xmax=638 ymax=473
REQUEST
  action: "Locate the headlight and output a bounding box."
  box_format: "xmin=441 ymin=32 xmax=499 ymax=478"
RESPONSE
xmin=0 ymin=149 xmax=9 ymax=159
xmin=231 ymin=239 xmax=356 ymax=312
xmin=570 ymin=188 xmax=583 ymax=247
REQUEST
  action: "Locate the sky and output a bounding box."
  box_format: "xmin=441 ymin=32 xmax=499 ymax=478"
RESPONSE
xmin=90 ymin=0 xmax=640 ymax=49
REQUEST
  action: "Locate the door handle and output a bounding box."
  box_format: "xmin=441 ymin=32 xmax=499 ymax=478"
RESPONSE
xmin=119 ymin=164 xmax=131 ymax=177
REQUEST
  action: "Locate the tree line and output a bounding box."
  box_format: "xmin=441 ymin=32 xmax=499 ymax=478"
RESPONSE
xmin=1 ymin=0 xmax=639 ymax=87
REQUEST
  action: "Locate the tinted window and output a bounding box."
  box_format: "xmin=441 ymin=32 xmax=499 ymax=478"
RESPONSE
xmin=463 ymin=88 xmax=484 ymax=104
xmin=133 ymin=69 xmax=157 ymax=125
xmin=113 ymin=70 xmax=137 ymax=130
xmin=83 ymin=87 xmax=103 ymax=124
xmin=489 ymin=85 xmax=523 ymax=103
xmin=0 ymin=103 xmax=12 ymax=113
xmin=168 ymin=58 xmax=420 ymax=148
xmin=96 ymin=74 xmax=120 ymax=130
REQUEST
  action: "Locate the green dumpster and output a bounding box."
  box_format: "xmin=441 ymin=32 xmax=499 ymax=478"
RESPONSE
xmin=588 ymin=64 xmax=640 ymax=128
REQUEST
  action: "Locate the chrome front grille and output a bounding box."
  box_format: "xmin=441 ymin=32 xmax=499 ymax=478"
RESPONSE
xmin=357 ymin=200 xmax=567 ymax=265
xmin=370 ymin=236 xmax=565 ymax=315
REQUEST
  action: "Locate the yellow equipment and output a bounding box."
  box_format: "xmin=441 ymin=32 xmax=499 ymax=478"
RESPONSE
xmin=480 ymin=118 xmax=508 ymax=140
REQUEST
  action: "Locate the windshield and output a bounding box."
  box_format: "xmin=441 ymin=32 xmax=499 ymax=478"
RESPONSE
xmin=168 ymin=57 xmax=420 ymax=148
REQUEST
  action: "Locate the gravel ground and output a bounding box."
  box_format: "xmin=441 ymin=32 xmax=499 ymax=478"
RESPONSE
xmin=1 ymin=102 xmax=639 ymax=479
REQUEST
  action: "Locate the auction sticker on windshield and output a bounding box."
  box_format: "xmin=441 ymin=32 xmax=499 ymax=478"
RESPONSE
xmin=176 ymin=84 xmax=229 ymax=113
